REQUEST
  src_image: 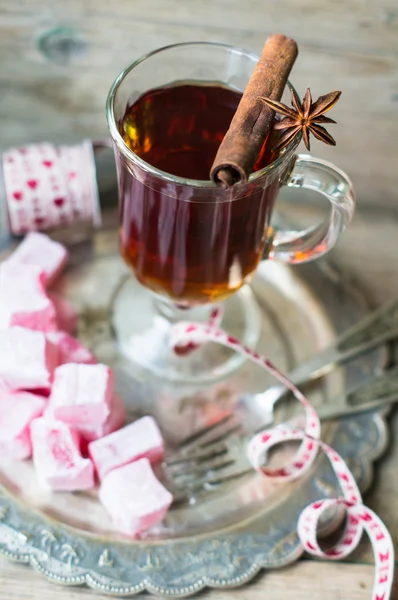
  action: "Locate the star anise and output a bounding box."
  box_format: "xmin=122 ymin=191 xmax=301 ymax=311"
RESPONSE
xmin=261 ymin=88 xmax=341 ymax=152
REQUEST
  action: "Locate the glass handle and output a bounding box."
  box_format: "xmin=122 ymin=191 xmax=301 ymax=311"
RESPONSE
xmin=269 ymin=154 xmax=355 ymax=263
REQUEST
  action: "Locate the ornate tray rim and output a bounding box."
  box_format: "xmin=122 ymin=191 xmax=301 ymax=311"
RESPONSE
xmin=0 ymin=412 xmax=388 ymax=597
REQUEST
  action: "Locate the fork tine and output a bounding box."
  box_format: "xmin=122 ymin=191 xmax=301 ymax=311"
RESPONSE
xmin=166 ymin=419 xmax=242 ymax=468
xmin=178 ymin=414 xmax=235 ymax=448
xmin=174 ymin=421 xmax=242 ymax=461
xmin=167 ymin=437 xmax=250 ymax=488
xmin=165 ymin=420 xmax=253 ymax=505
xmin=169 ymin=464 xmax=253 ymax=504
xmin=170 ymin=457 xmax=236 ymax=480
xmin=202 ymin=467 xmax=253 ymax=488
xmin=197 ymin=423 xmax=242 ymax=448
xmin=164 ymin=443 xmax=228 ymax=467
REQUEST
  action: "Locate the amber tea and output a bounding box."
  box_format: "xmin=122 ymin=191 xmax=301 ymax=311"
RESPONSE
xmin=119 ymin=83 xmax=280 ymax=304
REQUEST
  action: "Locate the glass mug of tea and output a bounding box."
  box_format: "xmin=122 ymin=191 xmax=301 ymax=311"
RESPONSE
xmin=106 ymin=42 xmax=355 ymax=383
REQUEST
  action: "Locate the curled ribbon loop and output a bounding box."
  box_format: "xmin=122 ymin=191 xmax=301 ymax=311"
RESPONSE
xmin=297 ymin=442 xmax=394 ymax=600
xmin=171 ymin=322 xmax=321 ymax=478
xmin=170 ymin=321 xmax=394 ymax=600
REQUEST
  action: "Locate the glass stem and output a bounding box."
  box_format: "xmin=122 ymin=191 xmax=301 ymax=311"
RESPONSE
xmin=152 ymin=294 xmax=221 ymax=327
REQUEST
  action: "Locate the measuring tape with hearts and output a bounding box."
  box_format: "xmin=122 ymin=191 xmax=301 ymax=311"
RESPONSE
xmin=173 ymin=306 xmax=224 ymax=355
xmin=1 ymin=141 xmax=107 ymax=235
xmin=170 ymin=321 xmax=394 ymax=600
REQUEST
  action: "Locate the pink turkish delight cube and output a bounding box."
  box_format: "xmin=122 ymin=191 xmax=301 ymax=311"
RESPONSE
xmin=31 ymin=418 xmax=94 ymax=491
xmin=0 ymin=327 xmax=58 ymax=391
xmin=0 ymin=391 xmax=46 ymax=460
xmin=48 ymin=293 xmax=78 ymax=334
xmin=47 ymin=331 xmax=96 ymax=366
xmin=99 ymin=458 xmax=172 ymax=536
xmin=78 ymin=393 xmax=126 ymax=452
xmin=48 ymin=363 xmax=113 ymax=425
xmin=89 ymin=416 xmax=164 ymax=480
xmin=0 ymin=263 xmax=57 ymax=332
xmin=5 ymin=232 xmax=68 ymax=286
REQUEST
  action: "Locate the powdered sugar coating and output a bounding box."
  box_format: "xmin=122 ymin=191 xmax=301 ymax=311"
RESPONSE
xmin=0 ymin=327 xmax=58 ymax=391
xmin=48 ymin=363 xmax=113 ymax=425
xmin=31 ymin=417 xmax=94 ymax=491
xmin=89 ymin=416 xmax=164 ymax=480
xmin=99 ymin=458 xmax=172 ymax=537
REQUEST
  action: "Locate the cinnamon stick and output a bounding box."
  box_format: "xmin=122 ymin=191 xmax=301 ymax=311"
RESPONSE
xmin=210 ymin=34 xmax=298 ymax=188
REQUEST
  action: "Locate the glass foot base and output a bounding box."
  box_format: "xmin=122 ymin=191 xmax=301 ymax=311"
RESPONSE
xmin=111 ymin=277 xmax=261 ymax=384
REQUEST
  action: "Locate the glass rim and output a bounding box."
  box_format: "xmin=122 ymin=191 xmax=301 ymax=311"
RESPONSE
xmin=106 ymin=41 xmax=299 ymax=189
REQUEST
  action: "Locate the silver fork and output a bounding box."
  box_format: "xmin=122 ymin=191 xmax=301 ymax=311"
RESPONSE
xmin=164 ymin=365 xmax=398 ymax=504
xmin=250 ymin=296 xmax=398 ymax=420
xmin=163 ymin=415 xmax=246 ymax=504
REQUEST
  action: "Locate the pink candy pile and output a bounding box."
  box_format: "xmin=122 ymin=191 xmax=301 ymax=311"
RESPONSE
xmin=0 ymin=232 xmax=172 ymax=537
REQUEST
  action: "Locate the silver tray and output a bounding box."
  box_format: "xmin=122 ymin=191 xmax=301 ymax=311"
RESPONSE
xmin=0 ymin=224 xmax=389 ymax=597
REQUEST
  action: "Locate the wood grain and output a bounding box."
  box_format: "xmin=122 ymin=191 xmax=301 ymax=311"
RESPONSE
xmin=1 ymin=556 xmax=396 ymax=600
xmin=0 ymin=0 xmax=397 ymax=208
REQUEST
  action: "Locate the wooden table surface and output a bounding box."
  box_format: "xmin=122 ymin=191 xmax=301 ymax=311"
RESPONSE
xmin=0 ymin=0 xmax=397 ymax=211
xmin=1 ymin=558 xmax=397 ymax=600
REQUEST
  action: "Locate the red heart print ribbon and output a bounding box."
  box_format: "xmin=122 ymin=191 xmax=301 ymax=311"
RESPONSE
xmin=1 ymin=141 xmax=104 ymax=235
xmin=170 ymin=321 xmax=394 ymax=600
